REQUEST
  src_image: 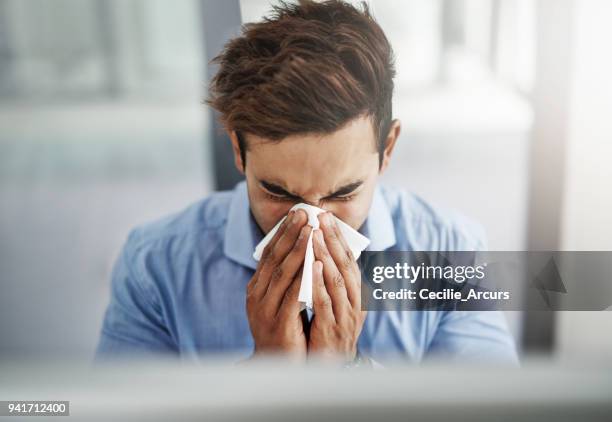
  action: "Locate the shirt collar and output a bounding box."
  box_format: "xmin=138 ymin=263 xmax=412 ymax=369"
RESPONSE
xmin=363 ymin=184 xmax=397 ymax=252
xmin=224 ymin=181 xmax=261 ymax=270
xmin=223 ymin=181 xmax=397 ymax=270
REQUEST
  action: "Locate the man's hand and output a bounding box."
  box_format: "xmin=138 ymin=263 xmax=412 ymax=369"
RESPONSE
xmin=246 ymin=209 xmax=312 ymax=360
xmin=309 ymin=212 xmax=367 ymax=362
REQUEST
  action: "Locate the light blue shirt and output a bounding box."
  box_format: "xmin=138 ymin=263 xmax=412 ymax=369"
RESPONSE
xmin=96 ymin=181 xmax=518 ymax=363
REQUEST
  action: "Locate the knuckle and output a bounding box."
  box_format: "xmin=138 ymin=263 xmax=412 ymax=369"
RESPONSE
xmin=270 ymin=265 xmax=283 ymax=282
xmin=341 ymin=250 xmax=354 ymax=270
xmin=319 ymin=295 xmax=333 ymax=309
xmin=332 ymin=272 xmax=345 ymax=288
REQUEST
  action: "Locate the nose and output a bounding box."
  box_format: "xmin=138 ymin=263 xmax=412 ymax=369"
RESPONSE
xmin=300 ymin=197 xmax=326 ymax=210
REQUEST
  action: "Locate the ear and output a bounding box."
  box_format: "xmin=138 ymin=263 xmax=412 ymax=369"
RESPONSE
xmin=379 ymin=119 xmax=401 ymax=174
xmin=229 ymin=131 xmax=245 ymax=174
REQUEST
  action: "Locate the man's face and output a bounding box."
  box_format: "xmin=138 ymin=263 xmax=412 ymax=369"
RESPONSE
xmin=237 ymin=115 xmax=387 ymax=234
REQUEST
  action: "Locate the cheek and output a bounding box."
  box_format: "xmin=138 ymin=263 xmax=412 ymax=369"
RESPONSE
xmin=251 ymin=194 xmax=295 ymax=233
xmin=265 ymin=202 xmax=293 ymax=223
xmin=325 ymin=197 xmax=371 ymax=229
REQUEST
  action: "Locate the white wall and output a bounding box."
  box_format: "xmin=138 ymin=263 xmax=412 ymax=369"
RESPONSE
xmin=557 ymin=0 xmax=612 ymax=361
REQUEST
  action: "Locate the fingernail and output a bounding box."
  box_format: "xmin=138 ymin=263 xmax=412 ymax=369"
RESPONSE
xmin=292 ymin=209 xmax=301 ymax=224
xmin=287 ymin=210 xmax=295 ymax=226
xmin=323 ymin=212 xmax=334 ymax=227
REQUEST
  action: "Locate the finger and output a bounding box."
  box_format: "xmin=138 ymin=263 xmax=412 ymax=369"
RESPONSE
xmin=318 ymin=212 xmax=360 ymax=307
xmin=277 ymin=268 xmax=304 ymax=320
xmin=249 ymin=210 xmax=294 ymax=295
xmin=312 ymin=229 xmax=350 ymax=318
xmin=253 ymin=209 xmax=308 ymax=300
xmin=312 ymin=260 xmax=335 ymax=324
xmin=265 ymin=224 xmax=312 ymax=312
xmin=257 ymin=210 xmax=295 ymax=272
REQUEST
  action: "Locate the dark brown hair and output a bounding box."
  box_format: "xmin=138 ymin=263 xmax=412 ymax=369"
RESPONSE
xmin=207 ymin=0 xmax=395 ymax=166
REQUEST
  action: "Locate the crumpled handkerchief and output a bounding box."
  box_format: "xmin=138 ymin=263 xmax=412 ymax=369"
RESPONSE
xmin=253 ymin=203 xmax=370 ymax=310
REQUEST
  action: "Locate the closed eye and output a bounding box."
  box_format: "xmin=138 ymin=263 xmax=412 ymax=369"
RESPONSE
xmin=260 ymin=181 xmax=301 ymax=201
xmin=322 ymin=181 xmax=363 ymax=201
xmin=330 ymin=194 xmax=356 ymax=202
xmin=259 ymin=179 xmax=363 ymax=202
xmin=264 ymin=192 xmax=294 ymax=202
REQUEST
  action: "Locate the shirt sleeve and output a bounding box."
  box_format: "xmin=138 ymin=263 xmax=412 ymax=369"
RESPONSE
xmin=426 ymin=310 xmax=519 ymax=364
xmin=426 ymin=220 xmax=519 ymax=364
xmin=95 ymin=231 xmax=177 ymax=360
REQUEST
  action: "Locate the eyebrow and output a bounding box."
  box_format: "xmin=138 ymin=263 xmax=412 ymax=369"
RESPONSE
xmin=260 ymin=180 xmax=364 ymax=200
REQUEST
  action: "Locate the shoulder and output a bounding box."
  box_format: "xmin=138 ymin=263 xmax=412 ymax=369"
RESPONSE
xmin=122 ymin=189 xmax=233 ymax=261
xmin=378 ymin=184 xmax=487 ymax=251
xmin=110 ymin=189 xmax=237 ymax=305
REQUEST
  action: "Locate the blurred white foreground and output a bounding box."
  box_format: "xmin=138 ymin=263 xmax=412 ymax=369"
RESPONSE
xmin=1 ymin=359 xmax=611 ymax=422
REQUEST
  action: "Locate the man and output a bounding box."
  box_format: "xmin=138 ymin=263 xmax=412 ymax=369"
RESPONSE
xmin=96 ymin=0 xmax=517 ymax=364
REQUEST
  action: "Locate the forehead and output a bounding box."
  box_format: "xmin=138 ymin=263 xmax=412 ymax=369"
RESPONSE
xmin=246 ymin=116 xmax=379 ymax=193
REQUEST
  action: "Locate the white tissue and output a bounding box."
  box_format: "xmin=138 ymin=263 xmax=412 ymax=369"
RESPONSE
xmin=253 ymin=203 xmax=370 ymax=310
